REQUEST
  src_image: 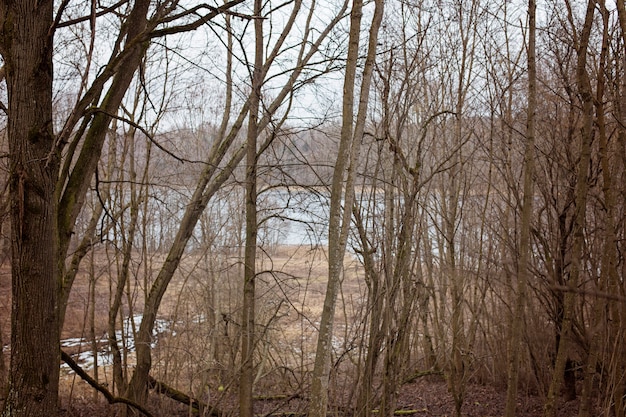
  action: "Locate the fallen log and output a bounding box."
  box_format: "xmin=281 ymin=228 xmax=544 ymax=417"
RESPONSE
xmin=147 ymin=375 xmax=224 ymax=417
xmin=62 ymin=349 xmax=224 ymax=416
xmin=61 ymin=350 xmax=154 ymax=417
xmin=403 ymin=369 xmax=443 ymax=384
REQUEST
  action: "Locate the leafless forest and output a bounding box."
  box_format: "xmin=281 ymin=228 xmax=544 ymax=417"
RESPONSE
xmin=1 ymin=0 xmax=625 ymax=416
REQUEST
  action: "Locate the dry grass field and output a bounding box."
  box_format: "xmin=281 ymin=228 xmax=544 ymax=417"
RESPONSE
xmin=1 ymin=246 xmax=590 ymax=416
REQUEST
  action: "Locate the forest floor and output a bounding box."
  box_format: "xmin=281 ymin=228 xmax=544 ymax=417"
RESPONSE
xmin=58 ymin=376 xmax=584 ymax=417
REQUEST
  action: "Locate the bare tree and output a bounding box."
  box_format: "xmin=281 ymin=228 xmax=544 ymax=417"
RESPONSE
xmin=126 ymin=0 xmax=351 ymax=409
xmin=505 ymin=0 xmax=536 ymax=415
xmin=240 ymin=0 xmax=263 ymax=414
xmin=309 ymin=1 xmax=384 ymax=416
xmin=544 ymin=1 xmax=595 ymax=415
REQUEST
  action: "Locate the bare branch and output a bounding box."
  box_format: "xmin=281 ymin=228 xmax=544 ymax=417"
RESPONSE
xmin=149 ymin=0 xmax=248 ymax=38
xmin=55 ymin=0 xmax=131 ymax=28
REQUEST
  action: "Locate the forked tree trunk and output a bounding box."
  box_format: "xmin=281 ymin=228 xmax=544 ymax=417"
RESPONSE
xmin=0 ymin=0 xmax=61 ymax=415
xmin=308 ymin=1 xmax=384 ymax=417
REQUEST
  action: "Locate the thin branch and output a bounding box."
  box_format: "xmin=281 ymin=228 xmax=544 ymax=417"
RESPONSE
xmin=56 ymin=0 xmax=131 ymax=28
xmin=157 ymin=2 xmax=257 ymax=26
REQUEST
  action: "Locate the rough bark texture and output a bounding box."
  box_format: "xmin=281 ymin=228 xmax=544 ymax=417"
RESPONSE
xmin=0 ymin=0 xmax=61 ymax=415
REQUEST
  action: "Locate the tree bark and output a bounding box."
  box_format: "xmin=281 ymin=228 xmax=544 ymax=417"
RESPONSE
xmin=240 ymin=0 xmax=263 ymax=415
xmin=0 ymin=0 xmax=61 ymax=415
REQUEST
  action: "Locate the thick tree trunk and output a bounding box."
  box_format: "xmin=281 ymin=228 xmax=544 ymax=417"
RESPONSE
xmin=0 ymin=0 xmax=61 ymax=415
